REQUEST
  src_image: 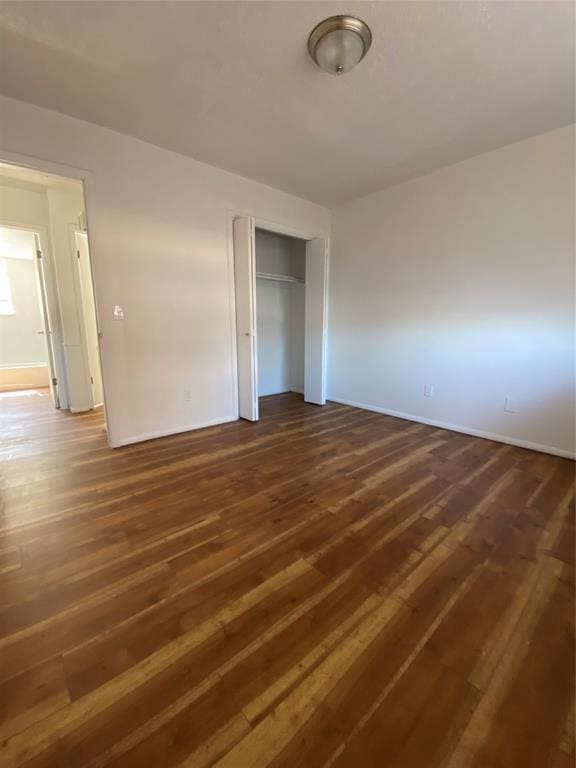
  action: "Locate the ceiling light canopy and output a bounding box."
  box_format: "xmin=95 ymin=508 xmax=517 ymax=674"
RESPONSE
xmin=308 ymin=15 xmax=372 ymax=75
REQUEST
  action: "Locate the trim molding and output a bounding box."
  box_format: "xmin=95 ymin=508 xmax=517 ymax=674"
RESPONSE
xmin=329 ymin=397 xmax=575 ymax=460
xmin=111 ymin=414 xmax=236 ymax=448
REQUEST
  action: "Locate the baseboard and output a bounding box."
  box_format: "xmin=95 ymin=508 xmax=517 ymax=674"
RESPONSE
xmin=259 ymin=389 xmax=304 ymax=398
xmin=329 ymin=396 xmax=575 ymax=460
xmin=0 ymin=363 xmax=50 ymax=391
xmin=111 ymin=414 xmax=236 ymax=448
xmin=70 ymin=404 xmax=104 ymax=413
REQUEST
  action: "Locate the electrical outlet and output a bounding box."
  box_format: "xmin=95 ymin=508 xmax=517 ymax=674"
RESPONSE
xmin=184 ymin=389 xmax=192 ymax=403
xmin=504 ymin=397 xmax=518 ymax=414
xmin=424 ymin=384 xmax=434 ymax=398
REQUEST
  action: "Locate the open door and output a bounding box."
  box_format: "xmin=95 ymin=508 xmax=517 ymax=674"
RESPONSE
xmin=233 ymin=216 xmax=259 ymax=421
xmin=75 ymin=232 xmax=104 ymax=408
xmin=304 ymin=238 xmax=328 ymax=405
xmin=33 ymin=233 xmax=60 ymax=408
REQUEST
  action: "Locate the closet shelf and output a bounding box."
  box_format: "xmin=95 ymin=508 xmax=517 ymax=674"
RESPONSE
xmin=256 ymin=272 xmax=305 ymax=285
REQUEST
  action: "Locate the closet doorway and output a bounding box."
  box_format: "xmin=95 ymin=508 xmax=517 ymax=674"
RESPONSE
xmin=233 ymin=216 xmax=327 ymax=421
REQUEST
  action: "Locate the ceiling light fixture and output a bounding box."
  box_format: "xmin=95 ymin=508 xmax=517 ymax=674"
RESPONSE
xmin=308 ymin=15 xmax=372 ymax=76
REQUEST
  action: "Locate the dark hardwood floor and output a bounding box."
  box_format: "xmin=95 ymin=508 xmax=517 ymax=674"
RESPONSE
xmin=0 ymin=388 xmax=574 ymax=767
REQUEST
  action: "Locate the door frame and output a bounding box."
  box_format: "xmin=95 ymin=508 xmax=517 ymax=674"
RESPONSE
xmin=233 ymin=216 xmax=259 ymax=421
xmin=0 ymin=149 xmax=113 ymax=443
xmin=72 ymin=228 xmax=104 ymax=409
xmin=0 ymin=220 xmax=66 ymax=408
xmin=228 ymin=212 xmax=329 ymax=420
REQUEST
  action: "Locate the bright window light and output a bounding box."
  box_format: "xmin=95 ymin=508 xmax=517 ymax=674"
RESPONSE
xmin=0 ymin=259 xmax=15 ymax=315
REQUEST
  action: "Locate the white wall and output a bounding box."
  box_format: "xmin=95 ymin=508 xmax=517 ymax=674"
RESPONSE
xmin=256 ymin=279 xmax=292 ymax=396
xmin=0 ymin=96 xmax=330 ymax=445
xmin=255 ymin=229 xmax=306 ymax=279
xmin=0 ymin=181 xmax=48 ymax=225
xmin=329 ymin=126 xmax=575 ymax=457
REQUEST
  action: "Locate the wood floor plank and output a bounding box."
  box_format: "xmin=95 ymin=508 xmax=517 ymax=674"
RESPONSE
xmin=469 ymin=573 xmax=575 ymax=768
xmin=0 ymin=388 xmax=573 ymax=767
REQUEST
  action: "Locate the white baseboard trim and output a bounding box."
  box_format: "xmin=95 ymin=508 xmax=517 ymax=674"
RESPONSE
xmin=111 ymin=414 xmax=236 ymax=448
xmin=70 ymin=404 xmax=104 ymax=414
xmin=329 ymin=397 xmax=575 ymax=460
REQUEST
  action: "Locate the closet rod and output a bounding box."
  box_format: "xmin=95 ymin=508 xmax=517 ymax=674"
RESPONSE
xmin=255 ymin=272 xmax=305 ymax=285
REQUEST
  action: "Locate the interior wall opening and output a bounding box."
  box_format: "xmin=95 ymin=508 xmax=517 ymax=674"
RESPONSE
xmin=233 ymin=215 xmax=328 ymax=422
xmin=0 ymin=161 xmax=105 ymax=425
xmin=0 ymin=227 xmax=53 ymax=395
xmin=255 ymin=228 xmax=306 ymax=401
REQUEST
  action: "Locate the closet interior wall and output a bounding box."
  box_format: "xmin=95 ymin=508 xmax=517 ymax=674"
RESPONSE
xmin=254 ymin=229 xmax=306 ymax=397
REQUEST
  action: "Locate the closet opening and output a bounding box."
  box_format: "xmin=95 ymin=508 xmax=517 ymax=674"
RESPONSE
xmin=233 ymin=216 xmax=328 ymax=422
xmin=255 ymin=228 xmax=306 ymax=401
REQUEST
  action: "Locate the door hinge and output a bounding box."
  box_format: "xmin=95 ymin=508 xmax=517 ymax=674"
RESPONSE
xmin=36 ymin=249 xmax=43 ymax=259
xmin=90 ymin=376 xmax=94 ymax=384
xmin=77 ymin=250 xmax=81 ymax=258
xmin=52 ymin=377 xmax=58 ymax=386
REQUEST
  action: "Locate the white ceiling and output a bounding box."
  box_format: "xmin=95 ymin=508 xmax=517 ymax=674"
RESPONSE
xmin=0 ymin=1 xmax=573 ymax=206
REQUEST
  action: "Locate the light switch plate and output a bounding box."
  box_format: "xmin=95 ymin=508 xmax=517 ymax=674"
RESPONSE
xmin=113 ymin=305 xmax=125 ymax=321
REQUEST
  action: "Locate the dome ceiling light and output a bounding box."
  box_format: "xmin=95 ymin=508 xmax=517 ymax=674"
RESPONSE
xmin=308 ymin=15 xmax=372 ymax=75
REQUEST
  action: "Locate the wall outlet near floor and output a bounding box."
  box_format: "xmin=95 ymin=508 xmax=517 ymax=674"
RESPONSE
xmin=423 ymin=384 xmax=435 ymax=398
xmin=184 ymin=389 xmax=193 ymax=403
xmin=504 ymin=397 xmax=518 ymax=414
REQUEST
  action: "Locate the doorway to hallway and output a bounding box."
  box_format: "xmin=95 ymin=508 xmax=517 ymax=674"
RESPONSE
xmin=0 ymin=161 xmax=105 ymax=423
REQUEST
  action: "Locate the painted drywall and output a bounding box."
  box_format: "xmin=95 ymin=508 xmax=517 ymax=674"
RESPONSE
xmin=256 ymin=279 xmax=292 ymax=396
xmin=0 ymin=243 xmax=48 ymax=366
xmin=328 ymin=125 xmax=575 ymax=457
xmin=0 ymin=181 xmax=48 ymax=225
xmin=0 ymin=96 xmax=330 ymax=445
xmin=255 ymin=229 xmax=306 ymax=279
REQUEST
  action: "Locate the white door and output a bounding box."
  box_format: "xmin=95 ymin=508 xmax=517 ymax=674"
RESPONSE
xmin=33 ymin=234 xmax=60 ymax=408
xmin=233 ymin=216 xmax=259 ymax=421
xmin=75 ymin=233 xmax=104 ymax=407
xmin=304 ymin=238 xmax=328 ymax=405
